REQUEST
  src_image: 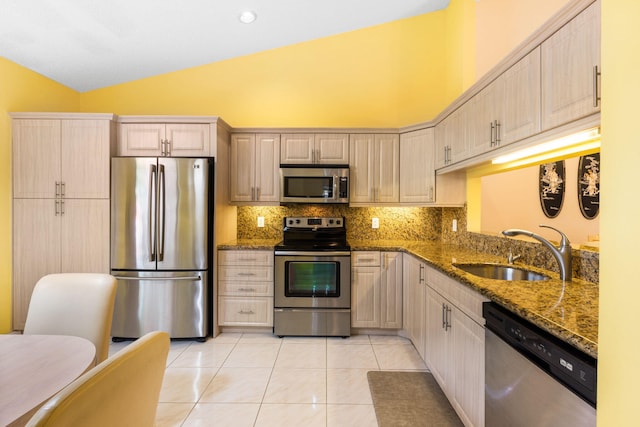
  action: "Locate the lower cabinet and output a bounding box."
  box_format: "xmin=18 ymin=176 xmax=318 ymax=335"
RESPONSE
xmin=402 ymin=254 xmax=426 ymax=360
xmin=424 ymin=266 xmax=487 ymax=427
xmin=218 ymin=250 xmax=274 ymax=327
xmin=351 ymin=251 xmax=402 ymax=329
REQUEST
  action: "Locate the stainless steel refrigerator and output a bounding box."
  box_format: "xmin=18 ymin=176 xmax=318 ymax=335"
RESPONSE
xmin=110 ymin=157 xmax=212 ymax=340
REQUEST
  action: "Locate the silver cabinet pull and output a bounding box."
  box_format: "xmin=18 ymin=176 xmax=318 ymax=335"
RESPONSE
xmin=495 ymin=120 xmax=501 ymax=145
xmin=237 ymin=272 xmax=256 ymax=277
xmin=593 ymin=65 xmax=601 ymax=107
xmin=238 ymin=287 xmax=257 ymax=292
xmin=55 ymin=199 xmax=59 ymax=216
xmin=419 ymin=264 xmax=425 ymax=283
xmin=238 ymin=310 xmax=255 ymax=315
xmin=61 ymin=181 xmax=65 ymax=197
xmin=445 ymin=305 xmax=452 ymax=330
xmin=55 ymin=181 xmax=60 ymax=197
xmin=490 ymin=122 xmax=496 ymax=147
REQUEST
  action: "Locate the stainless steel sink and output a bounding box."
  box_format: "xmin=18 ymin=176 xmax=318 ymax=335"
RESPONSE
xmin=453 ymin=263 xmax=550 ymax=281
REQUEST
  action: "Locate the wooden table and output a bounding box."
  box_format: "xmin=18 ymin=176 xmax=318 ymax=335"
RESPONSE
xmin=0 ymin=334 xmax=96 ymax=426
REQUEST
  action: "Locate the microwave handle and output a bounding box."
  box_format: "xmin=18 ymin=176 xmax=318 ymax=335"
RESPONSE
xmin=333 ymin=176 xmax=338 ymax=200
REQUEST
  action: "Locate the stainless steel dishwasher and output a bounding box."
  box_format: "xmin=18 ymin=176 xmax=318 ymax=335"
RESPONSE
xmin=483 ymin=302 xmax=596 ymax=426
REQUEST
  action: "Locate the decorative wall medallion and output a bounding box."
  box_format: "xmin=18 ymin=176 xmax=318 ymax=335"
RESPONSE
xmin=578 ymin=153 xmax=600 ymax=219
xmin=539 ymin=160 xmax=565 ymax=218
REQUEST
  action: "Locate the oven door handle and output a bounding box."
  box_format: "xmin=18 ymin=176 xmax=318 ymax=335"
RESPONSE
xmin=274 ymin=251 xmax=351 ymax=257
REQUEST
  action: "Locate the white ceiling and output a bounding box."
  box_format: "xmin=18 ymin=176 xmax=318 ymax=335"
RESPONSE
xmin=0 ymin=0 xmax=450 ymax=92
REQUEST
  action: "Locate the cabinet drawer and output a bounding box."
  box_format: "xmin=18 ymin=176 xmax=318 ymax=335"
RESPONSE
xmin=426 ymin=267 xmax=452 ymax=298
xmin=352 ymin=251 xmax=380 ymax=266
xmin=219 ymin=250 xmax=273 ymax=266
xmin=218 ymin=266 xmax=273 ymax=282
xmin=218 ymin=296 xmax=273 ymax=326
xmin=219 ymin=281 xmax=273 ymax=297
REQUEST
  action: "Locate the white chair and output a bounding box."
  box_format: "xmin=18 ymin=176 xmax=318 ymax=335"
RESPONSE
xmin=23 ymin=273 xmax=117 ymax=364
xmin=25 ymin=331 xmax=170 ymax=427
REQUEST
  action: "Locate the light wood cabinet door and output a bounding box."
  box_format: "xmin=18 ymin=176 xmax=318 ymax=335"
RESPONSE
xmin=380 ymin=252 xmax=403 ymax=329
xmin=314 ymin=134 xmax=349 ymax=164
xmin=230 ymin=134 xmax=280 ymax=203
xmin=425 ymin=287 xmax=450 ymax=387
xmin=351 ymin=266 xmax=381 ymax=328
xmin=59 ymin=199 xmax=110 ymax=274
xmin=61 ymin=120 xmax=112 ymax=199
xmin=451 ymin=307 xmax=485 ymax=427
xmin=280 ymin=133 xmax=349 ymax=164
xmin=349 ymin=134 xmax=399 ymax=204
xmin=541 ymin=0 xmax=601 ymax=130
xmin=402 ymin=254 xmax=426 ymax=359
xmin=501 ymin=47 xmax=541 ymax=146
xmin=400 ymin=128 xmax=435 ymax=203
xmin=12 ymin=199 xmax=61 ymax=330
xmin=118 ymin=123 xmax=210 ymax=156
xmin=435 ymin=108 xmax=468 ymax=170
xmin=468 ymin=79 xmax=503 ymax=157
xmin=12 ymin=120 xmax=61 ymax=199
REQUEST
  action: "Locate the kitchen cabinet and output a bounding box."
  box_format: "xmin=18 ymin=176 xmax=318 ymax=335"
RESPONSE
xmin=349 ymin=134 xmax=399 ymax=204
xmin=218 ymin=250 xmax=274 ymax=327
xmin=424 ymin=266 xmax=487 ymax=427
xmin=230 ymin=133 xmax=280 ymax=203
xmin=468 ymin=48 xmax=541 ymax=157
xmin=10 ymin=113 xmax=115 ymax=330
xmin=402 ymin=254 xmax=426 ymax=360
xmin=400 ymin=128 xmax=435 ymax=203
xmin=541 ymin=0 xmax=601 ymax=131
xmin=351 ymin=251 xmax=402 ymax=329
xmin=434 ymin=107 xmax=468 ymax=170
xmin=280 ymin=133 xmax=349 ymax=164
xmin=117 ymin=116 xmax=228 ymax=157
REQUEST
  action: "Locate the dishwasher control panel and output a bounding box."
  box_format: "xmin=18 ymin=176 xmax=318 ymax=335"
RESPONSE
xmin=483 ymin=302 xmax=597 ymax=407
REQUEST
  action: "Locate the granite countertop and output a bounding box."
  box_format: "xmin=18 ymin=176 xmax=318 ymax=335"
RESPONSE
xmin=218 ymin=238 xmax=598 ymax=359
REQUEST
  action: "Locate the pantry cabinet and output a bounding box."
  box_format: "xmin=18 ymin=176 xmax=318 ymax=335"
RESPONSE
xmin=351 ymin=251 xmax=402 ymax=329
xmin=349 ymin=134 xmax=399 ymax=204
xmin=218 ymin=250 xmax=274 ymax=327
xmin=280 ymin=133 xmax=349 ymax=164
xmin=541 ymin=0 xmax=601 ymax=131
xmin=10 ymin=113 xmax=115 ymax=330
xmin=424 ymin=266 xmax=487 ymax=427
xmin=230 ymin=133 xmax=280 ymax=203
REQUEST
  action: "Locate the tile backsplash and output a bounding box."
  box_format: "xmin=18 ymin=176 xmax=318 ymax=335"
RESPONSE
xmin=237 ymin=205 xmax=445 ymax=242
xmin=236 ymin=204 xmax=598 ymax=283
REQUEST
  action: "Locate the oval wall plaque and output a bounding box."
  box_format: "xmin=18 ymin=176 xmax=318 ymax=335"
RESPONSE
xmin=578 ymin=153 xmax=600 ymax=219
xmin=539 ymin=160 xmax=565 ymax=218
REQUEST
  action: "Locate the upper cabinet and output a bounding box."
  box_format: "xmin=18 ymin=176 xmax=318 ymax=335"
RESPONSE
xmin=541 ymin=0 xmax=601 ymax=130
xmin=280 ymin=133 xmax=349 ymax=164
xmin=230 ymin=133 xmax=280 ymax=204
xmin=349 ymin=134 xmax=399 ymax=204
xmin=435 ymin=107 xmax=469 ymax=170
xmin=400 ymin=129 xmax=435 ymax=203
xmin=117 ymin=116 xmax=228 ymax=157
xmin=13 ymin=117 xmax=114 ymax=199
xmin=468 ymin=48 xmax=541 ymax=157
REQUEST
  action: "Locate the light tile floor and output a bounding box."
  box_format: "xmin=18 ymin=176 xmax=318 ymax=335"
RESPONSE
xmin=109 ymin=333 xmax=427 ymax=427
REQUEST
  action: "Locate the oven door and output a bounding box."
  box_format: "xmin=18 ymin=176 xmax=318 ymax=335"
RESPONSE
xmin=274 ymin=251 xmax=351 ymax=309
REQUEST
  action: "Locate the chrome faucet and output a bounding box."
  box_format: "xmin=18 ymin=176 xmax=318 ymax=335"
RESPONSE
xmin=502 ymin=225 xmax=572 ymax=281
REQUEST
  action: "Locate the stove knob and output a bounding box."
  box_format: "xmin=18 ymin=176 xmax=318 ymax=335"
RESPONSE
xmin=329 ymin=219 xmax=334 ymax=224
xmin=336 ymin=219 xmax=341 ymax=225
xmin=288 ymin=219 xmax=293 ymax=225
xmin=295 ymin=219 xmax=301 ymax=224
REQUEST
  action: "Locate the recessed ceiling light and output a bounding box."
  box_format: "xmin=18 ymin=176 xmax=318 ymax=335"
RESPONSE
xmin=239 ymin=10 xmax=257 ymax=24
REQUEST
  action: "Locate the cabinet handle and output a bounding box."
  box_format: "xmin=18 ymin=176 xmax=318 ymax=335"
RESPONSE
xmin=251 ymin=187 xmax=255 ymax=201
xmin=160 ymin=139 xmax=165 ymax=156
xmin=419 ymin=264 xmax=425 ymax=283
xmin=445 ymin=305 xmax=452 ymax=331
xmin=239 ymin=310 xmax=255 ymax=315
xmin=238 ymin=258 xmax=258 ymax=262
xmin=490 ymin=122 xmax=495 ymax=147
xmin=256 ymin=187 xmax=261 ymax=200
xmin=495 ymin=121 xmax=501 ymax=145
xmin=55 ymin=181 xmax=60 ymax=198
xmin=593 ymin=65 xmax=601 ymax=107
xmin=238 ymin=287 xmax=257 ymax=292
xmin=429 ymin=186 xmax=434 ymax=202
xmin=442 ymin=303 xmax=447 ymax=329
xmin=165 ymin=139 xmax=171 ymax=156
xmin=55 ymin=200 xmax=59 ymax=216
xmin=60 ymin=200 xmax=64 ymax=216
xmin=61 ymin=181 xmax=65 ymax=197
xmin=237 ymin=272 xmax=256 ymax=277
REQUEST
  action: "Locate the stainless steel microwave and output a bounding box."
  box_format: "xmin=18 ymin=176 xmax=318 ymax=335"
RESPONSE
xmin=280 ymin=165 xmax=349 ymax=204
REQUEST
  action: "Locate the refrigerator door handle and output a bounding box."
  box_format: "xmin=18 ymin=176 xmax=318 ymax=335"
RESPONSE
xmin=112 ymin=275 xmax=202 ymax=281
xmin=158 ymin=163 xmax=166 ymax=262
xmin=149 ymin=164 xmax=157 ymax=262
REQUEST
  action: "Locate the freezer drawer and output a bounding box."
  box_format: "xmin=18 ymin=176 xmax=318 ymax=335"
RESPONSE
xmin=111 ymin=271 xmax=208 ymax=339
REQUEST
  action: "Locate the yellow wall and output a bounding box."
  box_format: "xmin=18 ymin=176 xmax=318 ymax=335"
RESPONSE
xmin=599 ymin=0 xmax=639 ymax=423
xmin=80 ymin=11 xmax=451 ymax=128
xmin=0 ymin=57 xmax=80 ymax=332
xmin=474 ymin=0 xmax=571 ymax=79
